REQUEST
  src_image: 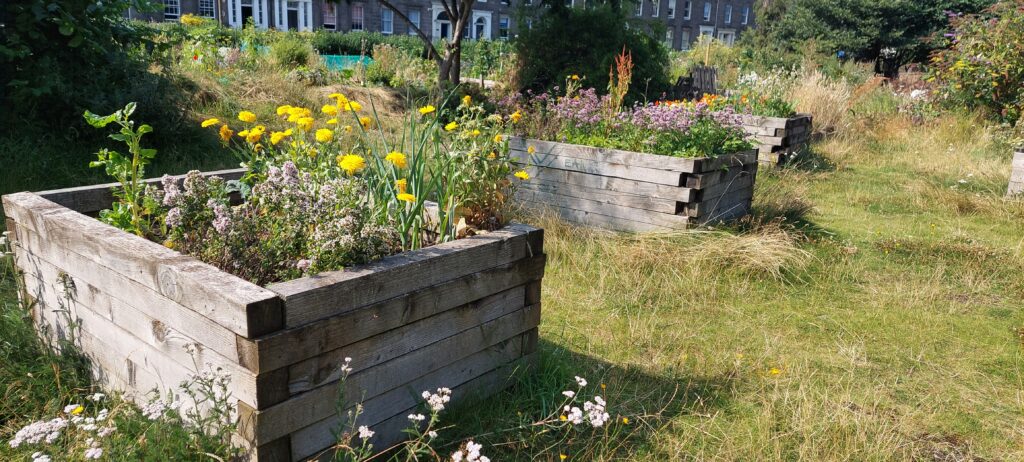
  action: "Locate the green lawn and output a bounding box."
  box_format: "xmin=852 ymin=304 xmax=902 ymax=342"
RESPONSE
xmin=2 ymin=110 xmax=1022 ymax=460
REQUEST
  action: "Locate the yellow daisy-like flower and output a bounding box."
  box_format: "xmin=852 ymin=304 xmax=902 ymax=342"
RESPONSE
xmin=444 ymin=121 xmax=458 ymax=132
xmin=621 ymin=417 xmax=629 ymax=424
xmin=321 ymin=104 xmax=338 ymax=116
xmin=493 ymin=134 xmax=503 ymax=143
xmin=487 ymin=151 xmax=497 ymax=160
xmin=510 ymin=111 xmax=522 ymax=123
xmin=461 ymin=94 xmax=472 ymax=106
xmin=385 ymin=151 xmax=407 ymax=168
xmin=768 ymin=367 xmax=782 ymax=376
xmin=559 ymin=415 xmax=568 ymax=421
xmin=238 ymin=111 xmax=257 ymax=123
xmin=253 ymin=143 xmax=264 ymax=152
xmin=71 ymin=405 xmax=85 ymax=415
xmin=276 ymin=105 xmax=293 ymax=116
xmin=296 ymin=117 xmax=314 ymax=132
xmin=343 ymin=125 xmax=353 ymax=133
xmin=395 ymin=178 xmax=408 ymax=194
xmin=246 ymin=125 xmax=265 ymax=143
xmin=570 ymin=74 xmax=580 ymax=80
xmin=315 ymin=128 xmax=334 ymax=143
xmin=514 ymin=170 xmax=530 ymax=180
xmin=359 ymin=116 xmax=372 ymax=129
xmin=337 ymin=154 xmax=366 ymax=175
xmin=219 ymin=124 xmax=234 ymax=141
xmin=201 ymin=118 xmax=220 ymax=128
xmin=396 ymin=193 xmax=416 ymax=203
xmin=560 ymin=455 xmax=568 ymax=461
xmin=343 ymin=101 xmax=362 ymax=112
xmin=237 ymin=129 xmax=250 ymax=138
xmin=329 ymin=92 xmax=348 ymax=104
xmin=270 ymin=131 xmax=288 ymax=145
xmin=326 ymin=118 xmax=339 ymax=125
xmin=527 ymin=145 xmax=536 ymax=154
xmin=418 ymin=105 xmax=436 ymax=115
xmin=470 ymin=129 xmax=481 ymax=137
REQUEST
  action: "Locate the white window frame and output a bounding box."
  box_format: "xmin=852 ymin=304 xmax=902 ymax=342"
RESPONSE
xmin=681 ymin=29 xmax=690 ymax=49
xmin=742 ymin=6 xmax=749 ymax=25
xmin=703 ymin=2 xmax=711 ymax=21
xmin=351 ymin=3 xmax=364 ymax=30
xmin=382 ymin=9 xmax=394 ymax=34
xmin=652 ymin=0 xmax=659 ymax=17
xmin=498 ymin=15 xmax=510 ymax=40
xmin=408 ymin=9 xmax=421 ymax=34
xmin=723 ymin=4 xmax=731 ymax=24
xmin=683 ymin=1 xmax=691 ymax=19
xmin=198 ymin=0 xmax=216 ymax=18
xmin=164 ymin=0 xmax=180 ymax=21
xmin=667 ymin=0 xmax=675 ymax=18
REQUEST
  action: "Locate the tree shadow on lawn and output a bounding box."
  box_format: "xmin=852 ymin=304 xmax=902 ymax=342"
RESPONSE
xmin=781 ymin=144 xmax=837 ymax=174
xmin=437 ymin=338 xmax=739 ymax=460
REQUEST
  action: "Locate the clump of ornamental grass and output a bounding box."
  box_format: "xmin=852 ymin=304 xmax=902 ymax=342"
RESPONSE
xmin=788 ymin=70 xmax=854 ymax=136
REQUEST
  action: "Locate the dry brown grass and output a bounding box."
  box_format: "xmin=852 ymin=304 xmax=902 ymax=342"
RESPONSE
xmin=788 ymin=70 xmax=853 ymax=135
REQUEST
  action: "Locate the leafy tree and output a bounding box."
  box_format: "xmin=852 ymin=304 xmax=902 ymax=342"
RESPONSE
xmin=375 ymin=0 xmax=475 ymax=91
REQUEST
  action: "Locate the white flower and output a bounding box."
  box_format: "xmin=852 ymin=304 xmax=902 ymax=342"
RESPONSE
xmin=10 ymin=418 xmax=69 ymax=448
xmin=562 ymin=390 xmax=575 ymax=398
xmin=31 ymin=452 xmax=51 ymax=462
xmin=583 ymin=399 xmax=611 ymax=427
xmin=574 ymin=376 xmax=587 ymax=387
xmin=407 ymin=413 xmax=426 ymax=422
xmin=594 ymin=395 xmax=606 ymax=406
xmin=88 ymin=393 xmax=106 ymax=402
xmin=451 ymin=450 xmax=465 ymax=462
xmin=357 ymin=425 xmax=374 ymax=440
xmin=340 ymin=357 xmax=353 ymax=375
xmin=563 ymin=405 xmax=584 ymax=425
xmin=63 ymin=404 xmax=82 ymax=414
xmin=423 ymin=387 xmax=452 ymax=412
xmin=428 ymin=430 xmax=438 ymax=438
xmin=141 ymin=400 xmax=169 ymax=420
xmin=84 ymin=446 xmax=103 ymax=459
xmin=97 ymin=426 xmax=116 ymax=438
xmin=454 ymin=440 xmax=489 ymax=462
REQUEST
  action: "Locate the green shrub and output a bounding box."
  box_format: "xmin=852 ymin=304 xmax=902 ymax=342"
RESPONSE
xmin=271 ymin=36 xmax=314 ymax=69
xmin=312 ymin=30 xmax=424 ymax=57
xmin=514 ymin=6 xmax=670 ymax=102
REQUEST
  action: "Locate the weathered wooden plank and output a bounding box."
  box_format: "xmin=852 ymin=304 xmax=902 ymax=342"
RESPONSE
xmin=689 ymin=187 xmax=755 ymax=222
xmin=288 ymin=335 xmax=534 ymax=461
xmin=697 ymin=170 xmax=756 ymax=202
xmin=522 ymin=188 xmax=689 ymax=229
xmin=3 ymin=192 xmax=283 ymax=338
xmin=287 ymin=286 xmax=526 ymax=395
xmin=529 ymin=202 xmax=677 ymax=233
xmin=17 ymin=248 xmax=261 ymax=406
xmin=34 ymin=168 xmax=247 ymax=215
xmin=271 ymin=223 xmax=542 ymax=328
xmin=511 ymin=147 xmax=686 ymax=186
xmin=739 ymin=114 xmax=790 ymax=129
xmin=696 ymin=150 xmax=759 ymax=173
xmin=519 ymin=180 xmax=681 ymax=214
xmin=12 ymin=223 xmax=254 ymax=373
xmin=252 ymin=254 xmax=544 ymax=373
xmin=241 ymin=303 xmax=540 ymax=443
xmin=509 ymin=137 xmax=700 ymax=172
xmin=523 ymin=166 xmax=696 ymax=202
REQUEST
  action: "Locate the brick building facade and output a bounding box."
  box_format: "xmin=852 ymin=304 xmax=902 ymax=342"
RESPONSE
xmin=133 ymin=0 xmax=755 ymax=50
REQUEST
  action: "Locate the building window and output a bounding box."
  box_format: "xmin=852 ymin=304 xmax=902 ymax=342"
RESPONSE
xmin=634 ymin=0 xmax=642 ymax=17
xmin=351 ymin=3 xmax=364 ymax=30
xmin=198 ymin=0 xmax=215 ymax=18
xmin=683 ymin=1 xmax=691 ymax=19
xmin=474 ymin=16 xmax=488 ymax=39
xmin=652 ymin=0 xmax=659 ymax=17
xmin=667 ymin=0 xmax=675 ymax=18
xmin=742 ymin=6 xmax=749 ymax=24
xmin=665 ymin=28 xmax=673 ymax=48
xmin=681 ymin=30 xmax=690 ymax=49
xmin=381 ymin=9 xmax=394 ymax=34
xmin=408 ymin=9 xmax=420 ymax=34
xmin=164 ymin=0 xmax=180 ymax=21
xmin=322 ymin=2 xmax=336 ymax=29
xmin=499 ymin=15 xmax=510 ymax=40
xmin=723 ymin=4 xmax=731 ymax=24
xmin=702 ymin=2 xmax=711 ymax=21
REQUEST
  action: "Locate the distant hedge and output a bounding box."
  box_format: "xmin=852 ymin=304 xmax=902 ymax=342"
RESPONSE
xmin=311 ymin=30 xmax=425 ymax=57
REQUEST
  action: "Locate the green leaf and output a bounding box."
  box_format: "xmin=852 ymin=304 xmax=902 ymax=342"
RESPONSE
xmin=137 ymin=124 xmax=153 ymax=134
xmin=83 ymin=110 xmax=117 ymax=128
xmin=139 ymin=148 xmax=157 ymax=159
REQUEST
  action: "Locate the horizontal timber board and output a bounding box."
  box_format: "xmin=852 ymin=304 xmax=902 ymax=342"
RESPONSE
xmin=523 ymin=166 xmax=696 ymax=202
xmin=271 ymin=224 xmax=541 ymax=328
xmin=531 ymin=203 xmax=680 ymax=232
xmin=252 ymin=254 xmax=545 ymax=373
xmin=697 ymin=170 xmax=756 ymax=203
xmin=2 ymin=192 xmax=282 ymax=338
xmin=689 ymin=186 xmax=755 ymax=221
xmin=286 ymin=286 xmax=527 ymax=395
xmin=510 ymin=137 xmax=700 ymax=172
xmin=242 ymin=304 xmax=540 ymax=443
xmin=511 ymin=149 xmax=685 ymax=186
xmin=518 ymin=180 xmax=681 ymax=214
xmin=521 ymin=189 xmax=690 ymax=229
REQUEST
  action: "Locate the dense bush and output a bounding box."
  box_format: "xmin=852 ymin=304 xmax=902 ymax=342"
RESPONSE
xmin=271 ymin=36 xmax=315 ymax=68
xmin=930 ymin=2 xmax=1024 ymax=125
xmin=311 ymin=30 xmax=424 ymax=57
xmin=515 ymin=6 xmax=670 ymax=102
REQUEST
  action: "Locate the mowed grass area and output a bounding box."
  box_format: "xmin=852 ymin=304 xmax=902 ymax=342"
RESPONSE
xmin=2 ymin=107 xmax=1022 ymax=460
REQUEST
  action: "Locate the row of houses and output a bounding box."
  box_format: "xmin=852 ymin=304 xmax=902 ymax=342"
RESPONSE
xmin=135 ymin=0 xmax=755 ymax=50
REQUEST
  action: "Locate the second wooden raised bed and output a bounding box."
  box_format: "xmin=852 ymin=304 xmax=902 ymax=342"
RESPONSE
xmin=740 ymin=114 xmax=813 ymax=165
xmin=509 ymin=137 xmax=759 ymax=232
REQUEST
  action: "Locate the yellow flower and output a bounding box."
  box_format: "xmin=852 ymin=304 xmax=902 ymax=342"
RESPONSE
xmin=343 ymin=101 xmax=362 ymax=112
xmin=493 ymin=134 xmax=503 ymax=143
xmin=343 ymin=125 xmax=353 ymax=133
xmin=560 ymin=455 xmax=568 ymax=461
xmin=622 ymin=417 xmax=629 ymax=424
xmin=570 ymin=74 xmax=580 ymax=80
xmin=397 ymin=192 xmax=416 ymax=203
xmin=510 ymin=111 xmax=522 ymax=123
xmin=514 ymin=170 xmax=530 ymax=180
xmin=253 ymin=143 xmax=264 ymax=152
xmin=219 ymin=124 xmax=234 ymax=141
xmin=559 ymin=415 xmax=567 ymax=421
xmin=270 ymin=131 xmax=289 ymax=145
xmin=237 ymin=129 xmax=249 ymax=138
xmin=600 ymin=383 xmax=606 ymax=390
xmin=238 ymin=111 xmax=257 ymax=123
xmin=395 ymin=178 xmax=408 ymax=194
xmin=287 ymin=106 xmax=311 ymax=122
xmin=445 ymin=121 xmax=458 ymax=132
xmin=418 ymin=105 xmax=436 ymax=115
xmin=337 ymin=154 xmax=366 ymax=175
xmin=321 ymin=104 xmax=338 ymax=115
xmin=462 ymin=94 xmax=472 ymax=106
xmin=326 ymin=118 xmax=339 ymax=125
xmin=71 ymin=405 xmax=84 ymax=415
xmin=296 ymin=117 xmax=314 ymax=131
xmin=201 ymin=118 xmax=220 ymax=128
xmin=276 ymin=105 xmax=293 ymax=116
xmin=527 ymin=145 xmax=536 ymax=154
xmin=315 ymin=128 xmax=334 ymax=143
xmin=769 ymin=367 xmax=782 ymax=376
xmin=329 ymin=92 xmax=348 ymax=104
xmin=359 ymin=116 xmax=372 ymax=129
xmin=385 ymin=151 xmax=407 ymax=168
xmin=487 ymin=151 xmax=496 ymax=160
xmin=470 ymin=129 xmax=481 ymax=137
xmin=245 ymin=125 xmax=265 ymax=143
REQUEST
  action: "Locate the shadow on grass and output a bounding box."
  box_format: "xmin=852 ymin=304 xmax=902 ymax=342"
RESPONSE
xmin=437 ymin=339 xmax=738 ymax=460
xmin=780 ymin=144 xmax=837 ymax=174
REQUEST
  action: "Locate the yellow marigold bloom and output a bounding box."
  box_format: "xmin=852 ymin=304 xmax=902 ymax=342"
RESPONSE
xmin=315 ymin=128 xmax=334 ymax=143
xmin=269 ymin=131 xmax=288 ymax=145
xmin=418 ymin=105 xmax=436 ymax=115
xmin=444 ymin=121 xmax=458 ymax=131
xmin=337 ymin=154 xmax=366 ymax=175
xmin=326 ymin=118 xmax=339 ymax=125
xmin=622 ymin=417 xmax=629 ymax=424
xmin=329 ymin=92 xmax=349 ymax=104
xmin=385 ymin=151 xmax=407 ymax=168
xmin=296 ymin=117 xmax=314 ymax=131
xmin=461 ymin=94 xmax=472 ymax=106
xmin=253 ymin=143 xmax=264 ymax=152
xmin=246 ymin=126 xmax=264 ymax=143
xmin=487 ymin=151 xmax=496 ymax=160
xmin=343 ymin=125 xmax=353 ymax=133
xmin=470 ymin=129 xmax=481 ymax=137
xmin=527 ymin=145 xmax=536 ymax=154
xmin=359 ymin=116 xmax=372 ymax=129
xmin=396 ymin=193 xmax=416 ymax=203
xmin=343 ymin=101 xmax=362 ymax=112
xmin=493 ymin=134 xmax=503 ymax=143
xmin=309 ymin=148 xmax=318 ymax=158
xmin=321 ymin=104 xmax=338 ymax=115
xmin=287 ymin=106 xmax=311 ymax=122
xmin=395 ymin=178 xmax=408 ymax=194
xmin=238 ymin=111 xmax=257 ymax=123
xmin=514 ymin=170 xmax=530 ymax=180
xmin=237 ymin=129 xmax=249 ymax=138
xmin=219 ymin=124 xmax=234 ymax=141
xmin=201 ymin=118 xmax=220 ymax=128
xmin=276 ymin=105 xmax=293 ymax=116
xmin=510 ymin=111 xmax=522 ymax=123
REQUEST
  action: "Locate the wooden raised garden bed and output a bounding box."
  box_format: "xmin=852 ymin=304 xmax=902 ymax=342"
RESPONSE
xmin=739 ymin=114 xmax=813 ymax=165
xmin=2 ymin=169 xmax=545 ymax=461
xmin=1009 ymin=149 xmax=1024 ymax=197
xmin=509 ymin=137 xmax=759 ymax=232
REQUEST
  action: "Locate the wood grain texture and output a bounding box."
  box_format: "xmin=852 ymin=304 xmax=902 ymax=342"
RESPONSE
xmin=510 ymin=137 xmax=700 ymax=172
xmin=521 ymin=166 xmax=696 ymax=201
xmin=529 ymin=202 xmax=678 ymax=233
xmin=519 ymin=180 xmax=681 ymax=214
xmin=520 ymin=189 xmax=690 ymax=229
